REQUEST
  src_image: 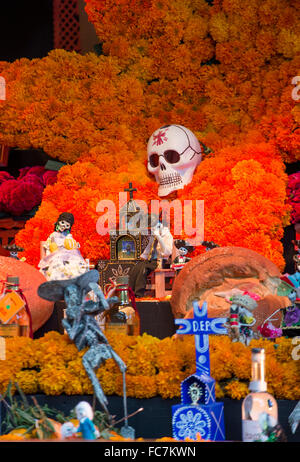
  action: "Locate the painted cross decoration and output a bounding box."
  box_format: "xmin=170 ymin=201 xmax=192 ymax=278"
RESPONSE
xmin=172 ymin=300 xmax=227 ymax=441
xmin=152 ymin=129 xmax=168 ymax=146
xmin=124 ymin=183 xmax=137 ymax=200
xmin=175 ymin=301 xmax=227 ymax=376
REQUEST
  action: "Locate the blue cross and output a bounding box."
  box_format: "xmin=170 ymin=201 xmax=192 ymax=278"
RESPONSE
xmin=175 ymin=301 xmax=227 ymax=376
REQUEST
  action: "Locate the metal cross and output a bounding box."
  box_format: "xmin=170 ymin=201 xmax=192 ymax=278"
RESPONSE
xmin=124 ymin=182 xmax=137 ymax=200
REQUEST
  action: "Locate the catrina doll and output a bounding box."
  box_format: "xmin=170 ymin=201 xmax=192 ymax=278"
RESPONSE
xmin=38 ymin=212 xmax=88 ymax=281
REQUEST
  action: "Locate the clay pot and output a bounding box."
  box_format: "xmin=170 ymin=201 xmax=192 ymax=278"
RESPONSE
xmin=170 ymin=246 xmax=283 ymax=320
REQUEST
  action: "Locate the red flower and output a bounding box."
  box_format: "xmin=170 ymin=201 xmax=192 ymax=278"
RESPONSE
xmin=0 ymin=171 xmax=13 ymax=185
xmin=42 ymin=170 xmax=58 ymax=186
xmin=287 ymin=171 xmax=300 ymax=224
xmin=0 ymin=177 xmax=44 ymax=216
xmin=18 ymin=166 xmax=46 ymax=180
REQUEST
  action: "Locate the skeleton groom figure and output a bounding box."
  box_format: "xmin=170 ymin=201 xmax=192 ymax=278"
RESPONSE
xmin=129 ymin=215 xmax=173 ymax=298
xmin=147 ymin=125 xmax=202 ymax=197
xmin=38 ymin=270 xmax=126 ymax=417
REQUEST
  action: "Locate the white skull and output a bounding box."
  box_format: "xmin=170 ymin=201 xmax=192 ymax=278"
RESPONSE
xmin=57 ymin=220 xmax=71 ymax=232
xmin=147 ymin=125 xmax=202 ymax=197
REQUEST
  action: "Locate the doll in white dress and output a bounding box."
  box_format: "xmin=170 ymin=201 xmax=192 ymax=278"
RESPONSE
xmin=38 ymin=212 xmax=88 ymax=281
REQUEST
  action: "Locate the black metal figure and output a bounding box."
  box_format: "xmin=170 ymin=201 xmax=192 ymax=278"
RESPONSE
xmin=38 ymin=270 xmax=126 ymax=417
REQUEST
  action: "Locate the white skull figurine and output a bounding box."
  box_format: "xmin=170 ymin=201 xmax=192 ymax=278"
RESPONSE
xmin=147 ymin=125 xmax=202 ymax=197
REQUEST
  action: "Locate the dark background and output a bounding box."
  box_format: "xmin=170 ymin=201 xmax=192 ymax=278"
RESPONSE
xmin=0 ymin=0 xmax=54 ymax=61
xmin=0 ymin=1 xmax=54 ymax=175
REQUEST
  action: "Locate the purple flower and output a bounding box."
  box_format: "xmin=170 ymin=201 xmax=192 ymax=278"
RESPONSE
xmin=284 ymin=306 xmax=300 ymax=327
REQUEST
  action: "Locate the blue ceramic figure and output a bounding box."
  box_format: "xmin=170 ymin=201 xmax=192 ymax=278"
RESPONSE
xmin=75 ymin=401 xmax=100 ymax=440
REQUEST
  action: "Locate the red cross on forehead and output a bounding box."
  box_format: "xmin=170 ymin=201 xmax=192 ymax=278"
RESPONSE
xmin=152 ymin=129 xmax=168 ymax=146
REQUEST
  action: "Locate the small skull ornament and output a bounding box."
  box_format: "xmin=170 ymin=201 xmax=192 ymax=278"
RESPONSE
xmin=57 ymin=220 xmax=71 ymax=233
xmin=147 ymin=125 xmax=202 ymax=197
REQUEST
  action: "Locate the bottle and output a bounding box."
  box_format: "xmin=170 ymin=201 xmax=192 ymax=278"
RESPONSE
xmin=242 ymin=348 xmax=278 ymax=442
xmin=0 ymin=276 xmax=30 ymax=338
xmin=105 ymin=276 xmax=140 ymax=336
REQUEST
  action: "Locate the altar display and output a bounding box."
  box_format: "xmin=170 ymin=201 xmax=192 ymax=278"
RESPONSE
xmin=0 ymin=0 xmax=299 ymax=444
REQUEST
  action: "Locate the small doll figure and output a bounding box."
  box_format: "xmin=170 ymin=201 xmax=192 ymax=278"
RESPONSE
xmin=294 ymin=254 xmax=300 ymax=273
xmin=38 ymin=212 xmax=88 ymax=281
xmin=277 ymin=273 xmax=300 ymax=336
xmin=227 ymin=293 xmax=257 ymax=345
xmin=171 ymin=240 xmax=194 ymax=274
xmin=227 ymin=299 xmax=240 ymax=342
xmin=62 ymin=402 xmax=100 ymax=440
xmin=61 ymin=422 xmax=78 ymax=440
xmin=129 ymin=216 xmax=174 ymax=297
xmin=75 ymin=401 xmax=100 ymax=440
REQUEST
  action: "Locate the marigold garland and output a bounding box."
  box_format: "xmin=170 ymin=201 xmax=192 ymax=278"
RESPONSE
xmin=0 ymin=331 xmax=299 ymax=401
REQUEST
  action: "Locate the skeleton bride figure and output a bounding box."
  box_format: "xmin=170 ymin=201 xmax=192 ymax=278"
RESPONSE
xmin=38 ymin=212 xmax=88 ymax=281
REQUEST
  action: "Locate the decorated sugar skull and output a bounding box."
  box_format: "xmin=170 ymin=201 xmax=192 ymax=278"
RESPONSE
xmin=147 ymin=124 xmax=202 ymax=197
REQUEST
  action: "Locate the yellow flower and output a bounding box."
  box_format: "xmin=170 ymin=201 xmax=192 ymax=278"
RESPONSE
xmin=215 ymin=382 xmax=225 ymax=399
xmin=156 ymin=371 xmax=184 ymax=399
xmin=15 ymin=370 xmax=39 ymax=394
xmin=0 ymin=332 xmax=298 ymax=400
xmin=38 ymin=365 xmax=70 ymax=395
xmin=124 ymin=375 xmax=158 ymax=399
xmin=224 ymin=380 xmax=249 ymax=400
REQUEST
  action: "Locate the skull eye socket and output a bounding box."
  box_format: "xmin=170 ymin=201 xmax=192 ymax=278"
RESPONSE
xmin=164 ymin=150 xmax=180 ymax=164
xmin=149 ymin=153 xmax=159 ymax=168
xmin=149 ymin=150 xmax=180 ymax=167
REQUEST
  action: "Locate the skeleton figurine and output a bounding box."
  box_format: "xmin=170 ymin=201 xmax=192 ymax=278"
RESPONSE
xmin=226 ymin=294 xmax=258 ymax=345
xmin=277 ymin=273 xmax=300 ymax=336
xmin=171 ymin=239 xmax=194 ymax=274
xmin=38 ymin=270 xmax=126 ymax=418
xmin=289 ymin=401 xmax=300 ymax=434
xmin=147 ymin=125 xmax=202 ymax=197
xmin=38 ymin=212 xmax=88 ymax=281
